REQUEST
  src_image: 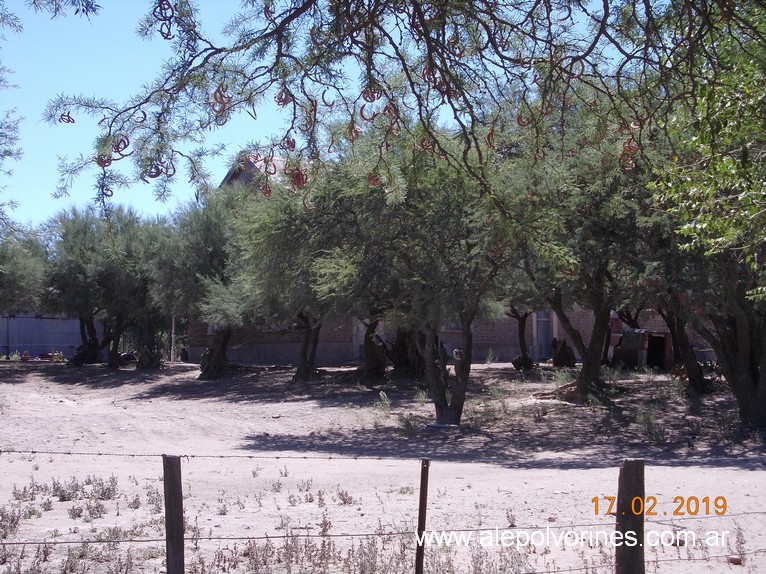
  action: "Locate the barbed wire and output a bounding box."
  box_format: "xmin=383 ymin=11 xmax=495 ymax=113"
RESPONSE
xmin=0 ymin=448 xmax=395 ymax=461
xmin=5 ymin=513 xmax=765 ymax=550
xmin=3 ymin=529 xmax=765 ymax=574
xmin=3 ymin=448 xmax=765 ymax=571
xmin=0 ymin=538 xmax=166 ymax=547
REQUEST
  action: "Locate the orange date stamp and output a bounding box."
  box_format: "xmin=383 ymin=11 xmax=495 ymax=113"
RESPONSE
xmin=592 ymin=495 xmax=728 ymax=517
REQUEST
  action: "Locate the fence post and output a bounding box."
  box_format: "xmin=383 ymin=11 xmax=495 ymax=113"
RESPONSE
xmin=163 ymin=454 xmax=184 ymax=574
xmin=615 ymin=459 xmax=645 ymax=574
xmin=415 ymin=458 xmax=431 ymax=574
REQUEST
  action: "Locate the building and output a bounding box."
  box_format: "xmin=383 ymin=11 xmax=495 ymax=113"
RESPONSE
xmin=1 ymin=314 xmax=84 ymax=359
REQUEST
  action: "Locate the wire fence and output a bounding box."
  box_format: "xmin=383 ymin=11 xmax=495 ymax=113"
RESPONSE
xmin=1 ymin=450 xmax=765 ymax=574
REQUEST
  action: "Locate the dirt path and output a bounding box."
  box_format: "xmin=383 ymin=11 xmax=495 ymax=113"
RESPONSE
xmin=1 ymin=362 xmax=764 ymax=573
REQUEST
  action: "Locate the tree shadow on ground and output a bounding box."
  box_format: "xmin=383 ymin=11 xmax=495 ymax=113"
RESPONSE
xmin=4 ymin=362 xmax=764 ymax=471
xmin=0 ymin=362 xmax=193 ymax=389
xmin=237 ymin=421 xmax=766 ymax=471
xmin=132 ymin=366 xmax=433 ymax=410
xmin=233 ymin=371 xmax=766 ymax=471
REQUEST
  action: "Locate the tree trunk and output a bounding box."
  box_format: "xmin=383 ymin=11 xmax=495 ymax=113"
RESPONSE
xmin=660 ymin=308 xmax=708 ymax=393
xmin=105 ymin=314 xmax=128 ymax=368
xmin=577 ymin=305 xmax=612 ymax=394
xmin=450 ymin=325 xmax=473 ymax=422
xmin=716 ymin=324 xmax=766 ymax=427
xmin=108 ymin=334 xmax=121 ymax=368
xmin=550 ymin=300 xmax=611 ymax=396
xmin=135 ymin=320 xmax=163 ymax=370
xmin=516 ymin=312 xmax=531 ymax=365
xmin=695 ymin=306 xmax=766 ymax=428
xmin=659 ymin=308 xmax=684 ymax=363
xmin=198 ymin=327 xmax=232 ymax=379
xmin=616 ymin=306 xmax=642 ymax=329
xmin=295 ymin=313 xmax=321 ymax=381
xmin=423 ymin=328 xmax=452 ymax=424
xmin=72 ymin=315 xmax=102 ymax=365
xmin=361 ymin=320 xmax=387 ymax=379
xmin=507 ymin=308 xmax=533 ymax=370
xmin=422 ymin=326 xmax=471 ymax=425
xmin=387 ymin=329 xmax=424 ymax=377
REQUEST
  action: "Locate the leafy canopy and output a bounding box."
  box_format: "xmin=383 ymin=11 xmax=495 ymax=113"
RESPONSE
xmin=34 ymin=0 xmax=764 ymax=210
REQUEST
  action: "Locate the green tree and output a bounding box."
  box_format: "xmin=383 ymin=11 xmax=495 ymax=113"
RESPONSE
xmin=653 ymin=11 xmax=766 ymax=425
xmin=496 ymin=263 xmax=546 ymax=371
xmin=0 ymin=227 xmax=45 ymax=315
xmin=170 ymin=192 xmax=240 ymax=378
xmin=495 ymin=87 xmax=659 ymax=397
xmin=681 ymin=253 xmax=766 ymax=427
xmin=392 ymin=151 xmax=506 ymax=424
xmin=308 ymin=126 xmax=509 ymax=422
xmin=32 ymin=0 xmax=758 ymax=215
xmin=309 ymin=164 xmax=399 ymax=380
xmin=658 ymin=27 xmax=766 ymax=267
xmin=230 ymin=181 xmax=327 ymax=381
xmin=42 ymin=206 xmax=163 ymax=367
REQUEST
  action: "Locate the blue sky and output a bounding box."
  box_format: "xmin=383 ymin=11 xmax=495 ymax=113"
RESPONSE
xmin=2 ymin=1 xmax=284 ymax=227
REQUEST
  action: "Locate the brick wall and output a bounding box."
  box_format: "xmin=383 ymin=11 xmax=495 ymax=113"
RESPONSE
xmin=187 ymin=314 xmax=210 ymax=348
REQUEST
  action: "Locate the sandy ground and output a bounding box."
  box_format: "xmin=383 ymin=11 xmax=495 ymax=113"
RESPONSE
xmin=0 ymin=361 xmax=765 ymax=573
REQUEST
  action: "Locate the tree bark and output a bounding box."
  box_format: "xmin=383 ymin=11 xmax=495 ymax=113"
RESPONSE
xmin=659 ymin=308 xmax=708 ymax=393
xmin=387 ymin=329 xmax=424 ymax=377
xmin=108 ymin=334 xmax=121 ymax=368
xmin=685 ymin=256 xmax=766 ymax=427
xmin=361 ymin=320 xmax=387 ymax=379
xmin=72 ymin=315 xmax=102 ymax=365
xmin=549 ymin=298 xmax=611 ymax=396
xmin=695 ymin=308 xmax=766 ymax=427
xmin=106 ymin=314 xmax=128 ymax=368
xmin=616 ymin=306 xmax=642 ymax=329
xmin=450 ymin=325 xmax=472 ymax=422
xmin=294 ymin=312 xmax=321 ymax=381
xmin=423 ymin=328 xmax=451 ymax=424
xmin=507 ymin=307 xmax=534 ymax=369
xmin=421 ymin=326 xmax=472 ymax=425
xmin=577 ymin=304 xmax=612 ymax=394
xmin=198 ymin=327 xmax=232 ymax=379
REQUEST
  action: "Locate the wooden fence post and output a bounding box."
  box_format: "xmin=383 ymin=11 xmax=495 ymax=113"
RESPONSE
xmin=415 ymin=459 xmax=431 ymax=574
xmin=615 ymin=459 xmax=645 ymax=574
xmin=163 ymin=454 xmax=184 ymax=574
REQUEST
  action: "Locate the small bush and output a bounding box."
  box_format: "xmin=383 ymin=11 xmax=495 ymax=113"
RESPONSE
xmin=0 ymin=506 xmax=21 ymax=539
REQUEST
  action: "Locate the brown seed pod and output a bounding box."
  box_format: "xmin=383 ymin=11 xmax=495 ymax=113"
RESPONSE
xmin=367 ymin=172 xmax=382 ymax=187
xmin=485 ymin=128 xmax=496 ymax=150
xmin=275 ymin=86 xmax=293 ymax=107
xmin=623 ymin=137 xmax=641 ymax=155
xmin=153 ymin=0 xmax=175 ymax=40
xmin=145 ymin=163 xmax=163 ymax=179
xmin=322 ymin=89 xmax=335 ymax=109
xmin=291 ymin=169 xmax=309 ymax=188
xmin=362 ymin=87 xmax=383 ymax=103
xmin=112 ymin=135 xmax=131 ymax=157
xmin=279 ymin=135 xmax=296 ymax=151
xmin=347 ymin=120 xmax=361 ymax=143
xmin=95 ymin=154 xmax=112 ymax=168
